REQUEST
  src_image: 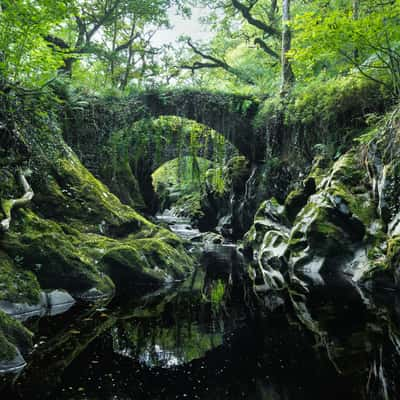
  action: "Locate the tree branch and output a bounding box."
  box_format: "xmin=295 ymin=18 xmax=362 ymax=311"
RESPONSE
xmin=254 ymin=37 xmax=279 ymax=59
xmin=0 ymin=170 xmax=34 ymax=233
xmin=186 ymin=39 xmax=233 ymax=71
xmin=231 ymin=0 xmax=280 ymax=37
xmin=182 ymin=40 xmax=256 ymax=85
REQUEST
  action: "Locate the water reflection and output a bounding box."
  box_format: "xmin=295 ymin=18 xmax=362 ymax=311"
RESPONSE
xmin=111 ymin=270 xmax=226 ymax=368
xmin=1 ymin=265 xmax=400 ymax=399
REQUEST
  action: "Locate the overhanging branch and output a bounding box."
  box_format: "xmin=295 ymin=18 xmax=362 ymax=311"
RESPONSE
xmin=183 ymin=40 xmax=256 ymax=84
xmin=231 ymin=0 xmax=280 ymax=38
xmin=254 ymin=37 xmax=279 ymax=59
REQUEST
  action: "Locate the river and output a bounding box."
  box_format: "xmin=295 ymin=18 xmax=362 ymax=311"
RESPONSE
xmin=1 ymin=215 xmax=400 ymax=399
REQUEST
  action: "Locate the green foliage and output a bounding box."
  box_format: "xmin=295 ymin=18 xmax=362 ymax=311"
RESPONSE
xmin=0 ymin=0 xmax=69 ymax=87
xmin=290 ymin=0 xmax=400 ymax=96
xmin=109 ymin=115 xmax=232 ymax=186
xmin=152 ymin=156 xmax=211 ymax=192
xmin=0 ymin=251 xmax=41 ymax=305
xmin=254 ymin=74 xmax=391 ymax=164
xmin=152 ymin=156 xmax=211 ymax=217
xmin=210 ymin=279 xmax=225 ymax=310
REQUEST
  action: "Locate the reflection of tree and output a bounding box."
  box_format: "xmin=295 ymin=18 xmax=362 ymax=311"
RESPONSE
xmin=114 ymin=284 xmax=225 ymax=367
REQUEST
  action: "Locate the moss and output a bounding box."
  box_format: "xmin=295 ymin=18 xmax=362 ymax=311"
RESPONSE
xmin=289 ymin=197 xmax=350 ymax=257
xmin=387 ymin=236 xmax=400 ymax=269
xmin=224 ymin=156 xmax=250 ymax=192
xmin=308 ymin=156 xmax=332 ymax=186
xmin=2 ymin=209 xmax=115 ymax=297
xmin=284 ymin=177 xmax=316 ymax=223
xmin=0 ymin=170 xmax=17 ymax=200
xmin=0 ymin=89 xmax=196 ymax=302
xmin=2 ymin=206 xmax=193 ymax=296
xmin=324 ymin=150 xmax=366 ymax=188
xmin=102 ymin=237 xmax=193 ymax=290
xmin=129 ymin=237 xmax=193 ymax=277
xmin=0 ymin=251 xmax=41 ymax=305
xmin=0 ymin=331 xmax=16 ymax=361
xmin=101 ymin=159 xmax=146 ymax=210
xmin=0 ymin=310 xmax=32 ymax=361
xmin=379 ymin=160 xmax=400 ymax=223
xmin=173 ymin=193 xmax=204 ymax=220
xmin=326 ymin=182 xmax=376 ymax=227
xmin=35 ymin=152 xmax=152 ymax=235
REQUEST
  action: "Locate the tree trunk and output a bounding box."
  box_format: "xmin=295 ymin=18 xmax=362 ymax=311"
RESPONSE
xmin=280 ymin=0 xmax=294 ymax=95
xmin=352 ymin=0 xmax=360 ymax=60
xmin=120 ymin=45 xmax=134 ymax=91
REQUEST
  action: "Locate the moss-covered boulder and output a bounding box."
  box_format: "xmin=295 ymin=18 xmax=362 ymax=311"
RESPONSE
xmin=0 ymin=115 xmax=194 ymax=301
xmin=103 ymin=237 xmax=192 ymax=289
xmin=34 ymin=151 xmax=151 ymax=236
xmin=286 ymin=151 xmax=378 ymax=285
xmin=100 ymin=159 xmax=146 ymax=211
xmin=0 ymin=251 xmax=41 ymax=306
xmin=1 ymin=207 xmax=193 ymax=298
xmin=1 ymin=210 xmax=115 ymax=298
xmin=0 ymin=311 xmax=32 ymax=372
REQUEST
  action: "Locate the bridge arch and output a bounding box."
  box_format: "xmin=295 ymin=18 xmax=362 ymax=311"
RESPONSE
xmin=108 ymin=116 xmax=241 ymax=212
xmin=137 ymin=90 xmax=259 ymax=161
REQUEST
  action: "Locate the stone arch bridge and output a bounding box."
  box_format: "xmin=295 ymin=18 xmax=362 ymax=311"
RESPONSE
xmin=63 ymin=89 xmax=260 ymax=210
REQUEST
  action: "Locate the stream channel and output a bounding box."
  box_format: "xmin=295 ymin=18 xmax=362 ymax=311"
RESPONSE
xmin=1 ymin=214 xmax=400 ymax=399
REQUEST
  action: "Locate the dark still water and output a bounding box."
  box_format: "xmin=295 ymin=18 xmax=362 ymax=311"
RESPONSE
xmin=1 ymin=267 xmax=400 ymax=400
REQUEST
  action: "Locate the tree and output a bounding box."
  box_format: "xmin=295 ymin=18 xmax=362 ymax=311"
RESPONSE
xmin=289 ymin=0 xmax=400 ymax=96
xmin=45 ymin=0 xmax=172 ymax=81
xmin=183 ymin=0 xmax=295 ymax=91
xmin=0 ymin=0 xmax=69 ymax=88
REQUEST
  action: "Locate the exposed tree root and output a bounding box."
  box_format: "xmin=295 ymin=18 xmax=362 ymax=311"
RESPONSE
xmin=0 ymin=170 xmax=34 ymax=232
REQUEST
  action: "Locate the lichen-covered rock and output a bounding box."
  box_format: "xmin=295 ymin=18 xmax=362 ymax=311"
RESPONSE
xmin=244 ymin=148 xmax=389 ymax=292
xmin=284 ymin=177 xmax=316 ymax=223
xmin=243 ymin=198 xmax=289 ymax=254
